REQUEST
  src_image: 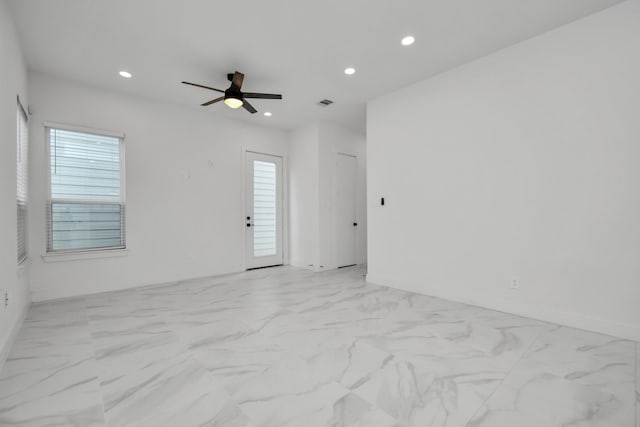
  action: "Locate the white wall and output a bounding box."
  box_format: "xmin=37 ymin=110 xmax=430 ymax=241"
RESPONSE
xmin=28 ymin=72 xmax=289 ymax=301
xmin=289 ymin=121 xmax=367 ymax=271
xmin=288 ymin=123 xmax=320 ymax=268
xmin=367 ymin=0 xmax=640 ymax=341
xmin=0 ymin=0 xmax=30 ymax=367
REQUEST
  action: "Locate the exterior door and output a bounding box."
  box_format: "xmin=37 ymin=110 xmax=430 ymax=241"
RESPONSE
xmin=335 ymin=153 xmax=358 ymax=268
xmin=245 ymin=152 xmax=283 ymax=269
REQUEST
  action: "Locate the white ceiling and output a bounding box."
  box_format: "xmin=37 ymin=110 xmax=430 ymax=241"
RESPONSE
xmin=7 ymin=0 xmax=623 ymax=134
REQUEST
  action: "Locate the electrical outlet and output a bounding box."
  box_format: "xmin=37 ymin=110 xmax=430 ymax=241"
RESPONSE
xmin=509 ymin=278 xmax=520 ymax=290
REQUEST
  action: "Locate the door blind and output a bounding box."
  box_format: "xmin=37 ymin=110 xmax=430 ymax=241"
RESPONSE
xmin=253 ymin=160 xmax=277 ymax=257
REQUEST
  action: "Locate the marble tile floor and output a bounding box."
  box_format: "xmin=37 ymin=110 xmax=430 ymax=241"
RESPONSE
xmin=0 ymin=266 xmax=637 ymax=426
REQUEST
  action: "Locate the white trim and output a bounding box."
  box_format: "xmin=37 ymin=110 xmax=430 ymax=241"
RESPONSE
xmin=241 ymin=147 xmax=247 ymax=271
xmin=366 ymin=273 xmax=640 ymax=342
xmin=47 ymin=198 xmax=123 ymax=205
xmin=43 ymin=121 xmax=125 ymax=139
xmin=31 ymin=267 xmax=249 ymax=303
xmin=42 ymin=248 xmax=128 ymax=263
xmin=281 ymin=154 xmax=289 ymax=266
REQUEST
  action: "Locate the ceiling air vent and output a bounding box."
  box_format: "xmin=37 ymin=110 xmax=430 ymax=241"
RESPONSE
xmin=318 ymin=99 xmax=334 ymax=107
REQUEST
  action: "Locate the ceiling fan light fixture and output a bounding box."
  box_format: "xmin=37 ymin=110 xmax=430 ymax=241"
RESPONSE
xmin=224 ymin=96 xmax=243 ymax=109
xmin=224 ymin=88 xmax=244 ymax=109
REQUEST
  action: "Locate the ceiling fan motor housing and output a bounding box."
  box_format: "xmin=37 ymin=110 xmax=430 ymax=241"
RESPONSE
xmin=225 ymin=87 xmax=242 ymax=101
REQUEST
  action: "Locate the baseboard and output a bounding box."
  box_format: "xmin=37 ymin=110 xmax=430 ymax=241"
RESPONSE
xmin=290 ymin=259 xmax=324 ymax=272
xmin=289 ymin=259 xmax=306 ymax=268
xmin=366 ymin=274 xmax=640 ymax=342
xmin=0 ymin=301 xmax=29 ymax=372
xmin=34 ymin=261 xmax=264 ymax=302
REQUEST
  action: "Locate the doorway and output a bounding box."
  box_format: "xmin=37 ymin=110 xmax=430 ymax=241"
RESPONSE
xmin=245 ymin=151 xmax=283 ymax=269
xmin=334 ymin=153 xmax=358 ymax=268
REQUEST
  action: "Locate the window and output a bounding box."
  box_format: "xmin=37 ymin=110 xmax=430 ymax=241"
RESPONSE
xmin=253 ymin=160 xmax=277 ymax=257
xmin=46 ymin=125 xmax=125 ymax=253
xmin=17 ymin=98 xmax=28 ymax=264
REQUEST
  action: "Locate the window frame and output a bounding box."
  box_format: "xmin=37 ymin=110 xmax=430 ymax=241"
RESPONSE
xmin=44 ymin=122 xmax=126 ymax=254
xmin=17 ymin=96 xmax=28 ymax=265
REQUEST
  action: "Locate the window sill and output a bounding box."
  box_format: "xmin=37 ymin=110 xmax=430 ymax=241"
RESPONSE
xmin=41 ymin=248 xmax=128 ymax=263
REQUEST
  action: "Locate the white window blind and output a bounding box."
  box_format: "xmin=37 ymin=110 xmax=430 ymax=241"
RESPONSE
xmin=47 ymin=127 xmax=125 ymax=252
xmin=17 ymin=99 xmax=28 ymax=264
xmin=253 ymin=160 xmax=277 ymax=257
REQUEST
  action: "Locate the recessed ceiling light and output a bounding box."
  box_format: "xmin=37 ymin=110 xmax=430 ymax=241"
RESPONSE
xmin=344 ymin=67 xmax=356 ymax=76
xmin=264 ymin=112 xmax=272 ymax=117
xmin=401 ymin=36 xmax=415 ymax=46
xmin=119 ymin=71 xmax=132 ymax=78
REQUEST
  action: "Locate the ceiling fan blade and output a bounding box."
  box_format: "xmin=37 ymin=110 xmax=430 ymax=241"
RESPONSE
xmin=231 ymin=71 xmax=244 ymax=90
xmin=201 ymin=96 xmax=224 ymax=106
xmin=242 ymin=92 xmax=283 ymax=100
xmin=242 ymin=99 xmax=257 ymax=114
xmin=182 ymin=81 xmax=224 ymax=93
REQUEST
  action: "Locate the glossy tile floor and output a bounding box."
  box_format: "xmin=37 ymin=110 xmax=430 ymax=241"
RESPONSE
xmin=0 ymin=266 xmax=637 ymax=426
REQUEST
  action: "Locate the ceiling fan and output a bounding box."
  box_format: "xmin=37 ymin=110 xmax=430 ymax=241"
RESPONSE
xmin=182 ymin=71 xmax=282 ymax=114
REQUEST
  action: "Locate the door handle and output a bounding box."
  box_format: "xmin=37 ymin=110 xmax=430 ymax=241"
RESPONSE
xmin=247 ymin=223 xmax=252 ymax=227
xmin=353 ymin=222 xmax=358 ymax=227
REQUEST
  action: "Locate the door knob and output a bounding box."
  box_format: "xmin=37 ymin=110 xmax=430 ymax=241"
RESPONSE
xmin=247 ymin=223 xmax=252 ymax=227
xmin=353 ymin=222 xmax=358 ymax=227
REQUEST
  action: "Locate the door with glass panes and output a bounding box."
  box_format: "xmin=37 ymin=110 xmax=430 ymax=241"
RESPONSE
xmin=245 ymin=152 xmax=283 ymax=269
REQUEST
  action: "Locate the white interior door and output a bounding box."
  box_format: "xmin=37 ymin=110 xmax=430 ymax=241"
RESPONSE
xmin=245 ymin=152 xmax=283 ymax=269
xmin=335 ymin=153 xmax=358 ymax=268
